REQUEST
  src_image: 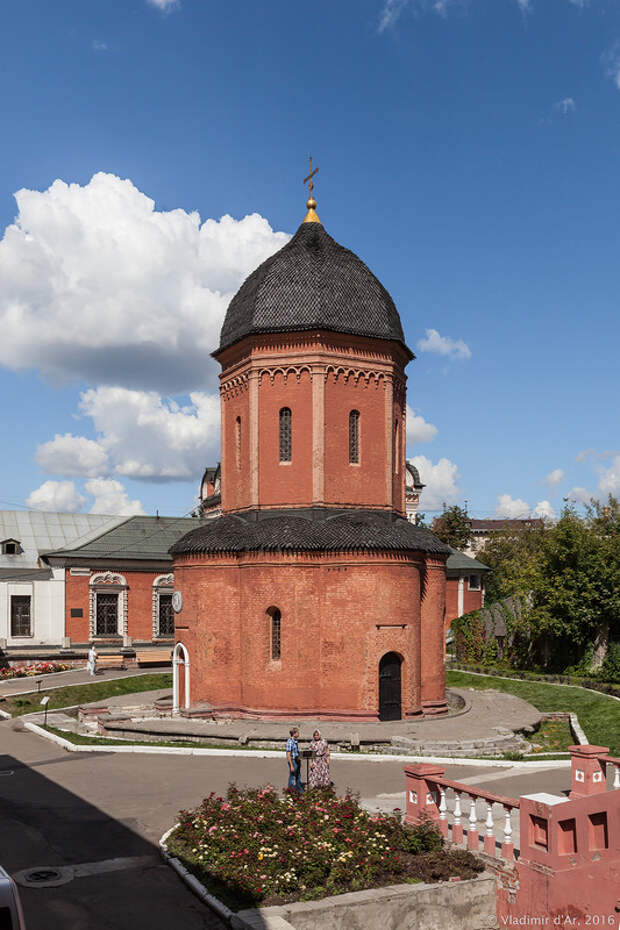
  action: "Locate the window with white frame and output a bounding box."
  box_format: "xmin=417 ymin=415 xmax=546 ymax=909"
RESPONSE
xmin=468 ymin=575 xmax=481 ymax=591
xmin=89 ymin=573 xmax=127 ymax=638
xmin=11 ymin=595 xmax=32 ymax=637
xmin=153 ymin=574 xmax=174 ymax=638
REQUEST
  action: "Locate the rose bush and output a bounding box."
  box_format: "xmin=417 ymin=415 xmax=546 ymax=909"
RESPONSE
xmin=168 ymin=785 xmax=482 ymax=906
xmin=0 ymin=662 xmax=71 ymax=680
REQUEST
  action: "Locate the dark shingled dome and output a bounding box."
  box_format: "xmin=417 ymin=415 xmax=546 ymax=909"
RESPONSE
xmin=218 ymin=222 xmax=411 ymax=354
xmin=170 ymin=508 xmax=450 ymax=557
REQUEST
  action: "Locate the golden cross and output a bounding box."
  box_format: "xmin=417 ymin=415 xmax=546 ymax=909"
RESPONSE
xmin=303 ymin=156 xmax=319 ymax=197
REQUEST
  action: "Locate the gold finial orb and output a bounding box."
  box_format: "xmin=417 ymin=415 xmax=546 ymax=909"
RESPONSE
xmin=302 ymin=156 xmax=321 ymax=224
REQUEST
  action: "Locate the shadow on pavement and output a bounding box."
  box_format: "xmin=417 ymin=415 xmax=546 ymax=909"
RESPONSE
xmin=0 ymin=753 xmax=232 ymax=930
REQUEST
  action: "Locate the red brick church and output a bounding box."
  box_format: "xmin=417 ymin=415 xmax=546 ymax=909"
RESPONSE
xmin=170 ymin=178 xmax=451 ymax=721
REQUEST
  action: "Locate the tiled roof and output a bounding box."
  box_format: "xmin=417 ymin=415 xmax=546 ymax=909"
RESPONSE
xmin=43 ymin=515 xmax=201 ymax=562
xmin=170 ymin=508 xmax=451 ymax=556
xmin=218 ymin=222 xmax=411 ymax=355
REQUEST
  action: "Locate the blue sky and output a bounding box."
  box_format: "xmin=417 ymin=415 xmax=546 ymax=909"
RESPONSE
xmin=1 ymin=0 xmax=619 ymax=519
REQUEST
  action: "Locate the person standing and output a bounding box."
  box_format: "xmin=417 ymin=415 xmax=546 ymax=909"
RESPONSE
xmin=87 ymin=644 xmax=97 ymax=677
xmin=285 ymin=727 xmax=302 ymax=792
xmin=308 ymin=729 xmax=331 ymax=788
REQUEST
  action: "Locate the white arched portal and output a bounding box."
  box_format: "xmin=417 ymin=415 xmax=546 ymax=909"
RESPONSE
xmin=172 ymin=641 xmax=190 ymax=714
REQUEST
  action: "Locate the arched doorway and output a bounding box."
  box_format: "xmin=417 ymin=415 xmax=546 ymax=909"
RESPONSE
xmin=172 ymin=642 xmax=190 ymax=714
xmin=379 ymin=652 xmax=402 ymax=721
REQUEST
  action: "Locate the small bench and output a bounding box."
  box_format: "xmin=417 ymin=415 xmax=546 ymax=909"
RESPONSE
xmin=96 ymin=655 xmax=126 ymax=671
xmin=135 ymin=648 xmax=172 ymax=667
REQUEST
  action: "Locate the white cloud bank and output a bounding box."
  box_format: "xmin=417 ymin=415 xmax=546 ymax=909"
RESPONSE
xmin=27 ymin=480 xmax=87 ymax=513
xmin=85 ymin=479 xmax=144 ymax=515
xmin=542 ymin=468 xmax=564 ymax=488
xmin=147 ymin=0 xmax=179 ymax=9
xmin=35 ymin=387 xmax=221 ymax=483
xmin=409 ymin=455 xmax=460 ymax=510
xmin=0 ymin=172 xmax=289 ymax=393
xmin=416 ymin=328 xmax=471 ymax=360
xmin=406 ymin=405 xmax=438 ymax=444
xmin=495 ymin=493 xmax=555 ymax=519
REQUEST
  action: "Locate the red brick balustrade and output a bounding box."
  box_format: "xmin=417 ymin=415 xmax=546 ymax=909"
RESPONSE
xmin=407 ymin=745 xmax=620 ymax=928
xmin=404 ymin=763 xmax=520 ymax=861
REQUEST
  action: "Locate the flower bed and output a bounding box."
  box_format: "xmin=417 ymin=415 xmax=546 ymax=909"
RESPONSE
xmin=0 ymin=662 xmax=71 ymax=680
xmin=168 ymin=785 xmax=483 ymax=909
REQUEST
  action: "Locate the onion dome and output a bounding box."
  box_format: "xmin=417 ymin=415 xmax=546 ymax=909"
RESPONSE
xmin=217 ymin=199 xmax=412 ymax=356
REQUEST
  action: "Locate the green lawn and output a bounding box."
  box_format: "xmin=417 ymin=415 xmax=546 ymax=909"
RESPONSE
xmin=0 ymin=673 xmax=172 ymax=717
xmin=447 ymin=670 xmax=620 ymax=756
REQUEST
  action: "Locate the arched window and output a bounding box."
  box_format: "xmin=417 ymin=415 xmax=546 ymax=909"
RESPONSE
xmin=349 ymin=410 xmax=360 ymax=464
xmin=89 ymin=572 xmax=127 ymax=639
xmin=267 ymin=607 xmax=281 ymax=661
xmin=152 ymin=573 xmax=174 ymax=638
xmin=279 ymin=408 xmax=292 ymax=462
xmin=235 ymin=416 xmax=242 ymax=471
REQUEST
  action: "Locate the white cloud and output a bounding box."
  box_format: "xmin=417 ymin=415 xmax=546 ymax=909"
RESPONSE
xmin=406 ymin=405 xmax=437 ymax=445
xmin=85 ymin=478 xmax=144 ymax=515
xmin=27 ymin=480 xmax=86 ymax=513
xmin=416 ymin=328 xmax=471 ymax=360
xmin=409 ymin=455 xmax=460 ymax=510
xmin=603 ymin=43 xmax=620 ymax=91
xmin=0 ymin=173 xmax=289 ymax=393
xmin=147 ymin=0 xmax=179 ymax=9
xmin=542 ymin=468 xmax=564 ymax=488
xmin=92 ymin=40 xmax=108 ymax=52
xmin=597 ymin=455 xmax=620 ymax=496
xmin=35 ymin=388 xmax=220 ymax=483
xmin=533 ymin=499 xmax=556 ymax=519
xmin=378 ymin=0 xmax=409 ymax=31
xmin=576 ymin=448 xmax=596 ymax=462
xmin=567 ymin=486 xmax=592 ymax=505
xmin=516 ymin=0 xmax=532 ymax=12
xmin=555 ymin=97 xmax=575 ymax=115
xmin=495 ymin=494 xmax=530 ymax=519
xmin=35 ymin=434 xmax=109 ymax=478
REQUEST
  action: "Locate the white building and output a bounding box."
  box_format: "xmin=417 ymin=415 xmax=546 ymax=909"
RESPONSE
xmin=0 ymin=512 xmax=122 ymax=651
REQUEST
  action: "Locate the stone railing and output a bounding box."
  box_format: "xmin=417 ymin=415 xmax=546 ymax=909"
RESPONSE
xmin=404 ymin=763 xmax=520 ymax=861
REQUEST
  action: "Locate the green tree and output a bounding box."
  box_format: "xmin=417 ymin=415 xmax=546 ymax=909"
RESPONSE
xmin=431 ymin=505 xmax=471 ymax=551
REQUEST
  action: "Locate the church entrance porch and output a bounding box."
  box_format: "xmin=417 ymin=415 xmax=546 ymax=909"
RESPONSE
xmin=379 ymin=651 xmax=402 ymax=721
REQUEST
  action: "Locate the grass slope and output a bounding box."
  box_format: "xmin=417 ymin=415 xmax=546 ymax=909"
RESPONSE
xmin=0 ymin=673 xmax=172 ymax=717
xmin=447 ymin=670 xmax=620 ymax=756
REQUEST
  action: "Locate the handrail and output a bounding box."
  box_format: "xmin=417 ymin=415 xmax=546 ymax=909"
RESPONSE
xmin=430 ymin=775 xmax=520 ymax=809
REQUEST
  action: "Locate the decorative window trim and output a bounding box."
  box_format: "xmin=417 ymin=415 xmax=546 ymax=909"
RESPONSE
xmin=152 ymin=573 xmax=174 ymax=639
xmin=89 ymin=572 xmax=127 ymax=639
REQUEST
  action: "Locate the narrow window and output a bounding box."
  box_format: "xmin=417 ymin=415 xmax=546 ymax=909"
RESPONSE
xmin=158 ymin=593 xmax=174 ymax=636
xmin=96 ymin=593 xmax=118 ymax=636
xmin=10 ymin=595 xmax=31 ymax=637
xmin=271 ymin=608 xmax=281 ymax=660
xmin=279 ymin=408 xmax=292 ymax=462
xmin=235 ymin=416 xmax=242 ymax=471
xmin=468 ymin=575 xmax=481 ymax=591
xmin=349 ymin=410 xmax=360 ymax=464
xmin=394 ymin=419 xmax=400 ymax=474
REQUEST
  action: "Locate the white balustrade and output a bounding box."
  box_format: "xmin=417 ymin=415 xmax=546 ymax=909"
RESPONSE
xmin=613 ymin=764 xmax=620 ymax=790
xmin=439 ymin=787 xmax=447 ymax=824
xmin=453 ymin=791 xmax=462 ymax=830
xmin=485 ymin=802 xmax=494 ymax=839
xmin=503 ymin=806 xmax=513 ymax=846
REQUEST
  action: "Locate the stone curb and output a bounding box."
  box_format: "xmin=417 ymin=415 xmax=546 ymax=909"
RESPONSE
xmin=159 ymin=825 xmax=240 ymax=927
xmin=21 ymin=721 xmax=570 ymax=768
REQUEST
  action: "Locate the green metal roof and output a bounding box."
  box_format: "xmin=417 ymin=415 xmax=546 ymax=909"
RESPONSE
xmin=42 ymin=515 xmax=201 ymax=562
xmin=445 ymin=546 xmax=491 ymax=574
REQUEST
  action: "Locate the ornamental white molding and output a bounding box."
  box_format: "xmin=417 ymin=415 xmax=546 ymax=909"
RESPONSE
xmin=89 ymin=572 xmax=128 ymax=638
xmin=152 ymin=573 xmax=174 ymax=638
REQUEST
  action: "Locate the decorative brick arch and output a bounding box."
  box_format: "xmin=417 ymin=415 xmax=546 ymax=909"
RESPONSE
xmin=172 ymin=641 xmax=190 ymax=713
xmin=152 ymin=573 xmax=174 ymax=639
xmin=89 ymin=572 xmax=128 ymax=639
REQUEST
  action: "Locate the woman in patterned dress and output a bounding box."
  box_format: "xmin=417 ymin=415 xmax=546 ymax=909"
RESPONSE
xmin=308 ymin=729 xmax=331 ymax=788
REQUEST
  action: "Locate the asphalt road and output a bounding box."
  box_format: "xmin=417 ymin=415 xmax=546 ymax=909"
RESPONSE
xmin=0 ymin=719 xmax=571 ymax=930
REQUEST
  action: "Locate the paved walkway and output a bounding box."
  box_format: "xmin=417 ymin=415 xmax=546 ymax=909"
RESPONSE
xmin=52 ymin=685 xmax=541 ymax=753
xmin=0 ymin=666 xmax=165 ymax=698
